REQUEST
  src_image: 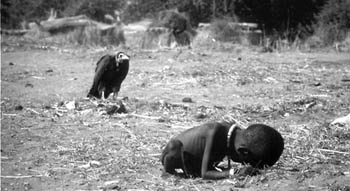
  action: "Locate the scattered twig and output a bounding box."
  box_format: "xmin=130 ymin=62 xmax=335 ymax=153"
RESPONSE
xmin=148 ymin=153 xmax=161 ymax=158
xmin=46 ymin=167 xmax=72 ymax=172
xmin=318 ymin=149 xmax=350 ymax=155
xmin=191 ymin=183 xmax=201 ymax=191
xmin=2 ymin=113 xmax=17 ymax=116
xmin=32 ymin=76 xmax=46 ymax=80
xmin=1 ymin=175 xmax=44 ymax=179
xmin=308 ymin=94 xmax=330 ymax=98
xmin=82 ymin=121 xmax=102 ymax=126
xmin=26 ymin=108 xmax=40 ymax=115
xmin=135 ymin=178 xmax=156 ymax=184
xmin=295 ymin=156 xmax=307 ymax=160
xmin=222 ymin=116 xmax=248 ymax=129
xmin=279 ymin=167 xmax=300 ymax=172
xmin=89 ymin=99 xmax=99 ymax=106
xmin=169 ymin=125 xmax=191 ymax=129
xmin=129 ymin=113 xmax=160 ymax=120
xmin=53 ymin=123 xmax=78 ymax=126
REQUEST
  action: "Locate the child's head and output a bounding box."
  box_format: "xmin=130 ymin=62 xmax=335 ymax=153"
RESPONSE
xmin=233 ymin=124 xmax=284 ymax=168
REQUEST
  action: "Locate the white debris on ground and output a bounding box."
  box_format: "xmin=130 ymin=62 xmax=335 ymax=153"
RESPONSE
xmin=331 ymin=113 xmax=350 ymax=129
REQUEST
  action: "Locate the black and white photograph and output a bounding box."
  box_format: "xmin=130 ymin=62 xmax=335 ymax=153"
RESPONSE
xmin=1 ymin=0 xmax=350 ymax=190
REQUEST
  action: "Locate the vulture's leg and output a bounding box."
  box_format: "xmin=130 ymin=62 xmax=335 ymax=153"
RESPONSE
xmin=101 ymin=91 xmax=105 ymax=101
xmin=98 ymin=83 xmax=106 ymax=100
xmin=112 ymin=86 xmax=120 ymax=100
xmin=112 ymin=92 xmax=118 ymax=100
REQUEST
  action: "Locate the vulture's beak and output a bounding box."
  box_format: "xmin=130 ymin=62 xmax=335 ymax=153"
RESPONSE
xmin=117 ymin=53 xmax=130 ymax=62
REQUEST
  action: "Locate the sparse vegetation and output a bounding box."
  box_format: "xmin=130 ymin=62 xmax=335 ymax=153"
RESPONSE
xmin=1 ymin=35 xmax=350 ymax=190
xmin=313 ymin=0 xmax=350 ymax=46
xmin=2 ymin=0 xmax=349 ymax=49
xmin=210 ymin=18 xmax=240 ymax=43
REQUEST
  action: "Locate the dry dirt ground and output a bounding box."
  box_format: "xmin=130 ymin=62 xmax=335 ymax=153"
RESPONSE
xmin=1 ymin=39 xmax=350 ymax=190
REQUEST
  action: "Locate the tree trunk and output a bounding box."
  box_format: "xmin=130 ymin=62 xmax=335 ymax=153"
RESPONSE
xmin=212 ymin=0 xmax=216 ymax=18
xmin=224 ymin=0 xmax=227 ymax=13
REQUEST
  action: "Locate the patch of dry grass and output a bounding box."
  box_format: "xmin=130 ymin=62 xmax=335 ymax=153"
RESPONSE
xmin=1 ymin=41 xmax=350 ymax=190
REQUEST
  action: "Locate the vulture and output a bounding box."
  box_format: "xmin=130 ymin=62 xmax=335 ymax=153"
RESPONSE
xmin=87 ymin=52 xmax=129 ymax=100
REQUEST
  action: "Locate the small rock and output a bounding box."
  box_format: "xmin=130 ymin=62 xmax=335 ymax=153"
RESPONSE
xmin=194 ymin=112 xmax=207 ymax=119
xmin=140 ymin=82 xmax=147 ymax=87
xmin=102 ymin=180 xmax=121 ymax=190
xmin=43 ymin=105 xmax=52 ymax=109
xmin=116 ymin=103 xmax=127 ymax=113
xmin=313 ymin=82 xmax=321 ymax=86
xmin=264 ymin=77 xmax=278 ymax=84
xmin=15 ymin=105 xmax=24 ymax=110
xmin=78 ymin=163 xmax=91 ymax=169
xmin=167 ymin=59 xmax=175 ymax=63
xmin=32 ymin=76 xmax=45 ymax=80
xmin=58 ymin=101 xmax=65 ymax=107
xmin=80 ymin=109 xmax=93 ymax=115
xmin=106 ymin=105 xmax=118 ymax=115
xmin=89 ymin=160 xmax=101 ymax=167
xmin=262 ymin=105 xmax=271 ymax=111
xmin=163 ymin=65 xmax=171 ymax=70
xmin=9 ymin=62 xmax=14 ymax=66
xmin=65 ymin=101 xmax=76 ymax=110
xmin=331 ymin=113 xmax=350 ymax=128
xmin=25 ymin=83 xmax=34 ymax=88
xmin=46 ymin=69 xmax=53 ymax=73
xmin=283 ymin=113 xmax=290 ymax=117
xmin=97 ymin=103 xmax=105 ymax=107
xmin=54 ymin=111 xmax=63 ymax=117
xmin=290 ymin=79 xmax=302 ymax=84
xmin=182 ymin=97 xmax=193 ymax=103
xmin=106 ymin=103 xmax=128 ymax=115
xmin=23 ymin=182 xmax=32 ymax=190
xmin=158 ymin=117 xmax=170 ymax=123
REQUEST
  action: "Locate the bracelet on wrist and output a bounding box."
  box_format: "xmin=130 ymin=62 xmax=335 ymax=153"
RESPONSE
xmin=229 ymin=168 xmax=235 ymax=178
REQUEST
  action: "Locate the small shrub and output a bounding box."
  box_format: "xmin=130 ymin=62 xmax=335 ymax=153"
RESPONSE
xmin=210 ymin=19 xmax=241 ymax=42
xmin=67 ymin=25 xmax=125 ymax=46
xmin=81 ymin=25 xmax=102 ymax=45
xmin=140 ymin=28 xmax=171 ymax=49
xmin=103 ymin=25 xmax=126 ymax=46
xmin=314 ymin=0 xmax=350 ymax=45
xmin=192 ymin=26 xmax=215 ymax=49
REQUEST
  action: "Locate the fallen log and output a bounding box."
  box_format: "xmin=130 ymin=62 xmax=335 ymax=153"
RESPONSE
xmin=0 ymin=29 xmax=29 ymax=36
xmin=5 ymin=13 xmax=126 ymax=45
xmin=40 ymin=15 xmax=90 ymax=31
xmin=40 ymin=15 xmax=116 ymax=32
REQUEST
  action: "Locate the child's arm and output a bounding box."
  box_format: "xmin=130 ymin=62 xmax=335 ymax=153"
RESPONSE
xmin=200 ymin=128 xmax=231 ymax=180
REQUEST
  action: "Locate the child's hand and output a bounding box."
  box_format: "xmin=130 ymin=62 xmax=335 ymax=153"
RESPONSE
xmin=229 ymin=166 xmax=260 ymax=178
xmin=236 ymin=166 xmax=260 ymax=176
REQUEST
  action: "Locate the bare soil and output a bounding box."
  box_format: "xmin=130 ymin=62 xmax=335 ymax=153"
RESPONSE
xmin=1 ymin=41 xmax=350 ymax=190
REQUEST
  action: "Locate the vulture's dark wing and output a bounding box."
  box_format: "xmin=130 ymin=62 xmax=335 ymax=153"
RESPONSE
xmin=93 ymin=55 xmax=114 ymax=83
xmin=87 ymin=55 xmax=114 ymax=98
xmin=95 ymin=55 xmax=110 ymax=71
